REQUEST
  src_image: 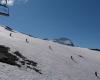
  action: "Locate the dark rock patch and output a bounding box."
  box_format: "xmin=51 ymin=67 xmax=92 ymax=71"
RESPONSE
xmin=0 ymin=45 xmax=42 ymax=74
xmin=0 ymin=45 xmax=19 ymax=67
xmin=14 ymin=51 xmax=25 ymax=59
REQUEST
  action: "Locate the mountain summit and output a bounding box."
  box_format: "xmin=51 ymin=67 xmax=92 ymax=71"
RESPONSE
xmin=52 ymin=37 xmax=74 ymax=46
xmin=0 ymin=25 xmax=100 ymax=80
xmin=44 ymin=37 xmax=74 ymax=46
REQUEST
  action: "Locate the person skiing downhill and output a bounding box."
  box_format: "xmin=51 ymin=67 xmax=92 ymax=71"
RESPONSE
xmin=26 ymin=39 xmax=29 ymax=43
xmin=10 ymin=33 xmax=12 ymax=37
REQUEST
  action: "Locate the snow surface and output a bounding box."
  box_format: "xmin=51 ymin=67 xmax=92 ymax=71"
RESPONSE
xmin=0 ymin=25 xmax=100 ymax=80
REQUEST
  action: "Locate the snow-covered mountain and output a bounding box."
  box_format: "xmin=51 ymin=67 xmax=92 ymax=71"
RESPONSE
xmin=0 ymin=25 xmax=100 ymax=80
xmin=90 ymin=48 xmax=100 ymax=52
xmin=44 ymin=37 xmax=75 ymax=46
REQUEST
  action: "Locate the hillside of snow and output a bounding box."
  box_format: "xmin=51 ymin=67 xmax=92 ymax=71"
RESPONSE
xmin=0 ymin=25 xmax=100 ymax=80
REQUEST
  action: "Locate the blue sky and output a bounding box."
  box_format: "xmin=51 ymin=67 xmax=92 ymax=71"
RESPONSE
xmin=0 ymin=0 xmax=100 ymax=48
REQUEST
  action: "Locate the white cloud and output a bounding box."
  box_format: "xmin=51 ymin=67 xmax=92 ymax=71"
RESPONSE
xmin=0 ymin=0 xmax=29 ymax=6
xmin=1 ymin=0 xmax=14 ymax=6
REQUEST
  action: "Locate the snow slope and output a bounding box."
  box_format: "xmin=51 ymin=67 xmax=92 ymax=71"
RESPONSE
xmin=0 ymin=25 xmax=100 ymax=80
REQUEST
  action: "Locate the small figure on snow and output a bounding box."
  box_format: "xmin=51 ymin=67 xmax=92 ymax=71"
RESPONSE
xmin=10 ymin=33 xmax=12 ymax=37
xmin=70 ymin=56 xmax=77 ymax=63
xmin=95 ymin=71 xmax=100 ymax=79
xmin=49 ymin=45 xmax=53 ymax=50
xmin=26 ymin=39 xmax=29 ymax=43
xmin=95 ymin=72 xmax=98 ymax=77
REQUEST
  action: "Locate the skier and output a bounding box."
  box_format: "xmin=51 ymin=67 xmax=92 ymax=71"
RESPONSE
xmin=26 ymin=39 xmax=29 ymax=43
xmin=10 ymin=33 xmax=12 ymax=37
xmin=71 ymin=56 xmax=73 ymax=60
xmin=49 ymin=45 xmax=53 ymax=50
xmin=70 ymin=56 xmax=77 ymax=63
xmin=95 ymin=72 xmax=98 ymax=77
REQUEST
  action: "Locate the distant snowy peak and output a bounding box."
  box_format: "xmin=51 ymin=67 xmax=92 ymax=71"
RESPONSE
xmin=90 ymin=48 xmax=100 ymax=52
xmin=53 ymin=37 xmax=75 ymax=46
xmin=44 ymin=37 xmax=75 ymax=46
